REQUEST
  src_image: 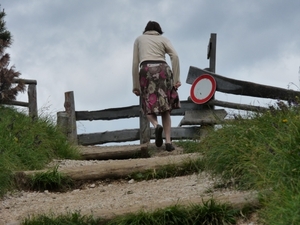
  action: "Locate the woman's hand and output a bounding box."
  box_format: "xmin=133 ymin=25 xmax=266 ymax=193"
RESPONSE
xmin=133 ymin=90 xmax=140 ymax=96
xmin=174 ymin=81 xmax=181 ymax=89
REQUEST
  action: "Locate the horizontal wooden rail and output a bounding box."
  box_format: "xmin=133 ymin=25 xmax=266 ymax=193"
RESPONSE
xmin=187 ymin=66 xmax=300 ymax=101
xmin=2 ymin=79 xmax=38 ymax=118
xmin=12 ymin=78 xmax=37 ymax=85
xmin=77 ymin=127 xmax=201 ymax=145
xmin=207 ymin=99 xmax=268 ymax=112
xmin=0 ymin=100 xmax=28 ymax=107
xmin=75 ymin=101 xmax=204 ymax=121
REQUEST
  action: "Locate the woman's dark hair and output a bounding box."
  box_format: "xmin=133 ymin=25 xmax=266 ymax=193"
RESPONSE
xmin=143 ymin=21 xmax=164 ymax=34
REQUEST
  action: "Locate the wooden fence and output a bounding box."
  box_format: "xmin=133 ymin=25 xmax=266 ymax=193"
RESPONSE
xmin=58 ymin=72 xmax=300 ymax=146
xmin=57 ymin=33 xmax=300 ymax=146
xmin=1 ymin=78 xmax=38 ymax=118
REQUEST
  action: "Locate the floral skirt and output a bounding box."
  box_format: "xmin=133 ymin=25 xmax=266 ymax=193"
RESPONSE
xmin=139 ymin=62 xmax=179 ymax=115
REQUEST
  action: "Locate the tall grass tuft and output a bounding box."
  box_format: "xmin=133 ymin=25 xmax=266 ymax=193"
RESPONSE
xmin=0 ymin=106 xmax=80 ymax=196
xmin=200 ymin=101 xmax=300 ymax=224
xmin=200 ymin=103 xmax=300 ymax=190
xmin=176 ymin=140 xmax=202 ymax=153
xmin=259 ymin=188 xmax=300 ymax=224
xmin=29 ymin=165 xmax=74 ymax=192
xmin=22 ymin=211 xmax=103 ymax=225
xmin=107 ymin=199 xmax=237 ymax=225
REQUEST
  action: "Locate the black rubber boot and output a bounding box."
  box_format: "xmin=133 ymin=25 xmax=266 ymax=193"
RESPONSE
xmin=155 ymin=124 xmax=163 ymax=147
xmin=165 ymin=143 xmax=175 ymax=152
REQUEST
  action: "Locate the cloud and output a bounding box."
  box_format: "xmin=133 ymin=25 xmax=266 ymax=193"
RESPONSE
xmin=1 ymin=0 xmax=300 ymax=143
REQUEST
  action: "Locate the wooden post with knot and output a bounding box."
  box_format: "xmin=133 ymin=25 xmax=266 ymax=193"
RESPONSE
xmin=57 ymin=91 xmax=78 ymax=145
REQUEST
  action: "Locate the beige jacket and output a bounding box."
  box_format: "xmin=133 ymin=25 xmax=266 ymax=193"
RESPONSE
xmin=132 ymin=31 xmax=180 ymax=92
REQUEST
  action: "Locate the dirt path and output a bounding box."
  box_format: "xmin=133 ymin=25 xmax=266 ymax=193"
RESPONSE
xmin=0 ymin=144 xmax=259 ymax=225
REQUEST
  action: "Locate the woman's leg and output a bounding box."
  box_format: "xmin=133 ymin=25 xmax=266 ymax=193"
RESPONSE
xmin=147 ymin=114 xmax=158 ymax=127
xmin=161 ymin=111 xmax=171 ymax=143
xmin=162 ymin=111 xmax=175 ymax=151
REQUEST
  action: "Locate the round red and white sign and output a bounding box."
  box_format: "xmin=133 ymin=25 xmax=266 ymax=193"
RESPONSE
xmin=190 ymin=74 xmax=216 ymax=104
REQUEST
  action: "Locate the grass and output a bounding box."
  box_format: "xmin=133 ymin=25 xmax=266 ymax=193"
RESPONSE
xmin=28 ymin=165 xmax=74 ymax=192
xmin=198 ymin=101 xmax=300 ymax=224
xmin=0 ymin=105 xmax=80 ymax=196
xmin=22 ymin=211 xmax=103 ymax=225
xmin=22 ymin=199 xmax=241 ymax=225
xmin=106 ymin=199 xmax=238 ymax=225
xmin=200 ymin=103 xmax=300 ymax=190
xmin=175 ymin=140 xmax=201 ymax=153
xmin=3 ymin=101 xmax=300 ymax=224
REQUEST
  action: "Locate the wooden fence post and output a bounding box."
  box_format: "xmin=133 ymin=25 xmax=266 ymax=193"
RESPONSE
xmin=139 ymin=96 xmax=150 ymax=144
xmin=208 ymin=33 xmax=217 ymax=73
xmin=64 ymin=91 xmax=78 ymax=145
xmin=202 ymin=33 xmax=217 ymax=131
xmin=27 ymin=83 xmax=38 ymax=119
xmin=205 ymin=33 xmax=217 ymax=111
xmin=57 ymin=111 xmax=69 ymax=136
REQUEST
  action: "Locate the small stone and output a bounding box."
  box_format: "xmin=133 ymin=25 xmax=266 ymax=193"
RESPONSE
xmin=89 ymin=184 xmax=96 ymax=188
xmin=128 ymin=179 xmax=135 ymax=184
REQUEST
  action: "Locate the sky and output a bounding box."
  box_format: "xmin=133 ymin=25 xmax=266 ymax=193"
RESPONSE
xmin=1 ymin=0 xmax=300 ymax=142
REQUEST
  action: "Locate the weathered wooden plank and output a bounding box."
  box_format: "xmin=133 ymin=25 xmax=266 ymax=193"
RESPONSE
xmin=0 ymin=100 xmax=29 ymax=107
xmin=79 ymin=144 xmax=149 ymax=160
xmin=207 ymin=99 xmax=268 ymax=112
xmin=12 ymin=78 xmax=37 ymax=85
xmin=208 ymin=33 xmax=217 ymax=72
xmin=28 ymin=84 xmax=38 ymax=118
xmin=78 ymin=127 xmax=201 ymax=145
xmin=179 ymin=109 xmax=227 ymax=126
xmin=185 ymin=98 xmax=268 ymax=112
xmin=161 ymin=126 xmax=201 ymax=140
xmin=92 ymin=191 xmax=258 ymax=220
xmin=17 ymin=153 xmax=201 ymax=181
xmin=78 ymin=129 xmax=140 ymax=145
xmin=171 ymin=100 xmax=204 ymax=115
xmin=64 ymin=91 xmax=78 ymax=144
xmin=75 ymin=101 xmax=203 ymax=121
xmin=57 ymin=111 xmax=69 ymax=135
xmin=186 ymin=66 xmax=300 ymax=101
xmin=76 ymin=105 xmax=140 ymax=121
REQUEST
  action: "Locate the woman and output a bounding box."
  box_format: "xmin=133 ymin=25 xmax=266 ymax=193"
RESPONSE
xmin=132 ymin=21 xmax=181 ymax=151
